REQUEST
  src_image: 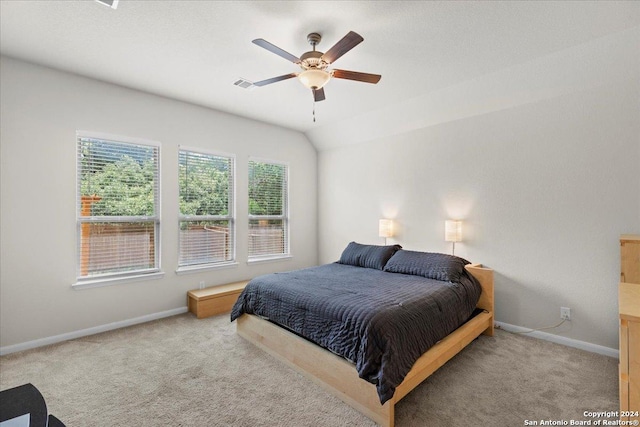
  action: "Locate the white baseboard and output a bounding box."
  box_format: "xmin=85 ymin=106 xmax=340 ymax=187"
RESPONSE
xmin=0 ymin=312 xmax=618 ymax=359
xmin=495 ymin=321 xmax=619 ymax=359
xmin=0 ymin=306 xmax=189 ymax=356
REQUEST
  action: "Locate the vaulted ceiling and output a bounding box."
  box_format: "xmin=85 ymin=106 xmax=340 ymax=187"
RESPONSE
xmin=1 ymin=1 xmax=639 ymax=149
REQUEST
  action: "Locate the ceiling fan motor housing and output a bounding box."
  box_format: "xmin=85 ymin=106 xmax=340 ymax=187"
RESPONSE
xmin=300 ymin=33 xmax=329 ymax=71
xmin=300 ymin=51 xmax=327 ymax=70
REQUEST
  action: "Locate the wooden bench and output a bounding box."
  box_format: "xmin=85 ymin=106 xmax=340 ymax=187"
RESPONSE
xmin=187 ymin=280 xmax=249 ymax=319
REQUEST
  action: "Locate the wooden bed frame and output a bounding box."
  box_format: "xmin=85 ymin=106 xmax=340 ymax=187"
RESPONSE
xmin=236 ymin=263 xmax=494 ymax=427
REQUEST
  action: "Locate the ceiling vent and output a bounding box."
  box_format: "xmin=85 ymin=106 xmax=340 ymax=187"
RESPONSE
xmin=95 ymin=0 xmax=119 ymax=9
xmin=233 ymin=78 xmax=256 ymax=90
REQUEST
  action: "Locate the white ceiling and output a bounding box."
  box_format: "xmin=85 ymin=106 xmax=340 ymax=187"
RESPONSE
xmin=1 ymin=1 xmax=639 ymax=142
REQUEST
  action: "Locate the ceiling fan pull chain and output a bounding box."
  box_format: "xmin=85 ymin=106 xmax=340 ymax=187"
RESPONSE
xmin=313 ymin=100 xmax=316 ymax=122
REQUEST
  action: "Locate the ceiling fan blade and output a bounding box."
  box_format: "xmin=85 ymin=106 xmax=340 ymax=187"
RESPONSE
xmin=253 ymin=73 xmax=297 ymax=87
xmin=252 ymin=39 xmax=301 ymax=64
xmin=321 ymin=31 xmax=364 ymax=64
xmin=332 ymin=69 xmax=381 ymax=84
xmin=313 ymin=87 xmax=326 ymax=102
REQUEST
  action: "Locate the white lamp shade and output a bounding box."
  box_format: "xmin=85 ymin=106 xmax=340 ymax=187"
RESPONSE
xmin=445 ymin=220 xmax=462 ymax=242
xmin=379 ymin=219 xmax=394 ymax=238
xmin=298 ymin=69 xmax=331 ymax=89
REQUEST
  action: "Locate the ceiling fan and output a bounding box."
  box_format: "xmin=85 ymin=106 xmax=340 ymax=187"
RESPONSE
xmin=250 ymin=31 xmax=381 ymax=103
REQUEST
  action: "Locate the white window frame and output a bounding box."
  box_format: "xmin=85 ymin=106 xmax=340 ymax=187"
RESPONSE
xmin=74 ymin=131 xmax=163 ymax=288
xmin=176 ymin=146 xmax=237 ymax=273
xmin=247 ymin=157 xmax=290 ymax=263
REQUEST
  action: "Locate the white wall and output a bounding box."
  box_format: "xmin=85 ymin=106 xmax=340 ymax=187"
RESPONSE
xmin=0 ymin=56 xmax=318 ymax=349
xmin=317 ymin=30 xmax=640 ymax=350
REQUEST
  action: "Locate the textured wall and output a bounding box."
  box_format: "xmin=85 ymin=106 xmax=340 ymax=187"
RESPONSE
xmin=317 ymin=30 xmax=640 ymax=350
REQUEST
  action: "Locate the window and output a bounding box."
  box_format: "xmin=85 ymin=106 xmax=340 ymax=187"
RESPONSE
xmin=76 ymin=132 xmax=160 ymax=283
xmin=178 ymin=148 xmax=235 ymax=268
xmin=248 ymin=159 xmax=289 ymax=259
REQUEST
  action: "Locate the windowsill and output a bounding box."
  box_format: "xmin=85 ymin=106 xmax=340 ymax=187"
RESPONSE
xmin=175 ymin=262 xmax=239 ymax=275
xmin=72 ymin=271 xmax=165 ymax=290
xmin=247 ymin=254 xmax=293 ymax=265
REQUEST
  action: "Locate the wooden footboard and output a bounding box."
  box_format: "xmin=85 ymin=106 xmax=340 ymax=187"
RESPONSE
xmin=237 ymin=314 xmax=394 ymax=426
xmin=236 ymin=264 xmax=494 ymax=427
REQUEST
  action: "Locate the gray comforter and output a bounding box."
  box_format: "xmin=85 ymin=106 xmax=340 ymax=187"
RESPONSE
xmin=230 ymin=263 xmax=481 ymax=404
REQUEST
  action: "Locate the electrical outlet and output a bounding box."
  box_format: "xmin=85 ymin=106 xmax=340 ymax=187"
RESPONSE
xmin=560 ymin=307 xmax=571 ymax=321
xmin=199 ymin=281 xmax=205 ymax=290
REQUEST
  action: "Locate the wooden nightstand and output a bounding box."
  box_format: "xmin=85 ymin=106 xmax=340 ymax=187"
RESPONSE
xmin=187 ymin=280 xmax=249 ymax=319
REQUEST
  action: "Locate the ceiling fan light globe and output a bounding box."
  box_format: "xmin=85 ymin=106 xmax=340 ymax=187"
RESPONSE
xmin=298 ymin=69 xmax=331 ymax=90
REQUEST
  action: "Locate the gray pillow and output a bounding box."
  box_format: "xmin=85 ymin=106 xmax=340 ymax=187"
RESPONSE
xmin=338 ymin=242 xmax=402 ymax=270
xmin=383 ymin=250 xmax=470 ymax=282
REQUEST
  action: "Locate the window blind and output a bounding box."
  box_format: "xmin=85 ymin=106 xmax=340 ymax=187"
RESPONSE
xmin=76 ymin=134 xmax=160 ymax=279
xmin=179 ymin=148 xmax=234 ymax=267
xmin=248 ymin=159 xmax=288 ymax=258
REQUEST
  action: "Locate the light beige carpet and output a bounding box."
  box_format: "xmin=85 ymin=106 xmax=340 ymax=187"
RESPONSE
xmin=0 ymin=314 xmax=618 ymax=427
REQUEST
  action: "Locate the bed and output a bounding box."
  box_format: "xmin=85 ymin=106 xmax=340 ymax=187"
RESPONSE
xmin=231 ymin=243 xmax=494 ymax=427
